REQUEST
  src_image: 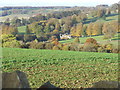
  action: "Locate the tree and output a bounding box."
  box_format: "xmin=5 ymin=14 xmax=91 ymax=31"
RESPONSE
xmin=71 ymin=15 xmax=77 ymax=25
xmin=2 ymin=25 xmax=18 ymax=35
xmin=97 ymin=9 xmax=106 ymax=18
xmin=21 ymin=18 xmax=28 ymax=26
xmin=34 ymin=24 xmax=44 ymax=38
xmin=102 ymin=22 xmax=117 ymax=40
xmin=110 ymin=21 xmax=119 ymax=32
xmin=70 ymin=25 xmax=76 ymax=36
xmin=106 ymin=9 xmax=111 ymax=16
xmin=4 ymin=18 xmax=10 ymax=25
xmin=55 ymin=23 xmax=61 ymax=31
xmin=77 ymin=13 xmax=87 ymax=23
xmin=62 ymin=24 xmax=70 ymax=33
xmin=11 ymin=16 xmax=21 ymax=26
xmin=90 ymin=10 xmax=97 ymax=17
xmin=2 ymin=34 xmax=21 ymax=48
xmin=83 ymin=38 xmax=98 ymax=52
xmin=85 ymin=38 xmax=97 ymax=45
xmin=44 ymin=24 xmax=51 ymax=33
xmin=45 ymin=42 xmax=54 ymax=49
xmin=74 ymin=37 xmax=80 ymax=43
xmin=75 ymin=23 xmax=83 ymax=37
xmin=82 ymin=25 xmax=87 ymax=37
xmin=9 ymin=25 xmax=18 ymax=35
xmin=92 ymin=22 xmax=103 ymax=35
xmin=86 ymin=23 xmax=93 ymax=36
xmin=26 ymin=25 xmax=30 ymax=34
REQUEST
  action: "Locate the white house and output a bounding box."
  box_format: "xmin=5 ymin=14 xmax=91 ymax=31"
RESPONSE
xmin=60 ymin=33 xmax=72 ymax=40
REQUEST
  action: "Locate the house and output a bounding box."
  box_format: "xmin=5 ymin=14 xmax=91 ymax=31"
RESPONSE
xmin=60 ymin=33 xmax=72 ymax=40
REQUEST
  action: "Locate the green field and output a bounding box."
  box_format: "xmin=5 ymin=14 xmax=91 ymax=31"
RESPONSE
xmin=18 ymin=26 xmax=26 ymax=34
xmin=2 ymin=48 xmax=118 ymax=88
xmin=60 ymin=33 xmax=119 ymax=46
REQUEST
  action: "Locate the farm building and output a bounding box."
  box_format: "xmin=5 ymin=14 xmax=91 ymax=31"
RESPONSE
xmin=60 ymin=33 xmax=72 ymax=40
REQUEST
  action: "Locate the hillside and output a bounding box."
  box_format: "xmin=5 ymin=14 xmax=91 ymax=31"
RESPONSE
xmin=60 ymin=33 xmax=119 ymax=45
xmin=2 ymin=48 xmax=118 ymax=88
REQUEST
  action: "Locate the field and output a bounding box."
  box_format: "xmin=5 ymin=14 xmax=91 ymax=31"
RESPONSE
xmin=0 ymin=14 xmax=31 ymax=22
xmin=2 ymin=48 xmax=118 ymax=88
xmin=60 ymin=33 xmax=119 ymax=47
xmin=18 ymin=26 xmax=26 ymax=34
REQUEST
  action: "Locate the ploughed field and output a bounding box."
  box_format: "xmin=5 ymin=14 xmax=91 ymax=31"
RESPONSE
xmin=2 ymin=48 xmax=118 ymax=88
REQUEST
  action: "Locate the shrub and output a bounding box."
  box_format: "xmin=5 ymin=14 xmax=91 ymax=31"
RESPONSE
xmin=37 ymin=42 xmax=45 ymax=49
xmin=2 ymin=34 xmax=16 ymax=43
xmin=16 ymin=34 xmax=24 ymax=41
xmin=29 ymin=41 xmax=37 ymax=49
xmin=112 ymin=49 xmax=119 ymax=53
xmin=78 ymin=44 xmax=84 ymax=51
xmin=2 ymin=34 xmax=21 ymax=48
xmin=85 ymin=38 xmax=97 ymax=44
xmin=98 ymin=47 xmax=107 ymax=53
xmin=57 ymin=43 xmax=63 ymax=50
xmin=69 ymin=43 xmax=81 ymax=51
xmin=83 ymin=43 xmax=98 ymax=52
xmin=3 ymin=40 xmax=21 ymax=48
xmin=105 ymin=44 xmax=113 ymax=53
xmin=112 ymin=45 xmax=120 ymax=53
xmin=20 ymin=43 xmax=29 ymax=48
xmin=53 ymin=46 xmax=61 ymax=50
xmin=24 ymin=34 xmax=36 ymax=42
xmin=62 ymin=45 xmax=70 ymax=51
xmin=29 ymin=41 xmax=45 ymax=49
xmin=45 ymin=42 xmax=54 ymax=50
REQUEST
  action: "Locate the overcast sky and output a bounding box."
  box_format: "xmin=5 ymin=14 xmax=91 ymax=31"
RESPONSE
xmin=0 ymin=0 xmax=119 ymax=7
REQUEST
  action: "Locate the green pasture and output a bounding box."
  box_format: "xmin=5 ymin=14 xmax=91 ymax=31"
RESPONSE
xmin=60 ymin=33 xmax=119 ymax=46
xmin=18 ymin=26 xmax=26 ymax=34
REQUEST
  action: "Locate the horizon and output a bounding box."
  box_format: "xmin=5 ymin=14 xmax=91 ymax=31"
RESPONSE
xmin=0 ymin=0 xmax=119 ymax=7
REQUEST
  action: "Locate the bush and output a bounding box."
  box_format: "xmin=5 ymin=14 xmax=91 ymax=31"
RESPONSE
xmin=53 ymin=46 xmax=61 ymax=50
xmin=37 ymin=42 xmax=45 ymax=49
xmin=29 ymin=41 xmax=45 ymax=49
xmin=16 ymin=34 xmax=24 ymax=41
xmin=98 ymin=47 xmax=107 ymax=53
xmin=112 ymin=45 xmax=120 ymax=53
xmin=100 ymin=43 xmax=113 ymax=53
xmin=45 ymin=42 xmax=54 ymax=50
xmin=78 ymin=44 xmax=84 ymax=51
xmin=83 ymin=43 xmax=98 ymax=52
xmin=62 ymin=45 xmax=70 ymax=51
xmin=69 ymin=43 xmax=81 ymax=51
xmin=3 ymin=40 xmax=21 ymax=48
xmin=20 ymin=43 xmax=29 ymax=48
xmin=85 ymin=38 xmax=97 ymax=44
xmin=2 ymin=34 xmax=21 ymax=48
xmin=57 ymin=43 xmax=63 ymax=50
xmin=2 ymin=34 xmax=16 ymax=43
xmin=24 ymin=34 xmax=36 ymax=42
xmin=112 ymin=49 xmax=119 ymax=53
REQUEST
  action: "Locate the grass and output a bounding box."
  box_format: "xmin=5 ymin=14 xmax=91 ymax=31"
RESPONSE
xmin=0 ymin=14 xmax=31 ymax=22
xmin=60 ymin=35 xmax=105 ymax=44
xmin=18 ymin=26 xmax=26 ymax=34
xmin=60 ymin=33 xmax=119 ymax=46
xmin=2 ymin=48 xmax=118 ymax=88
